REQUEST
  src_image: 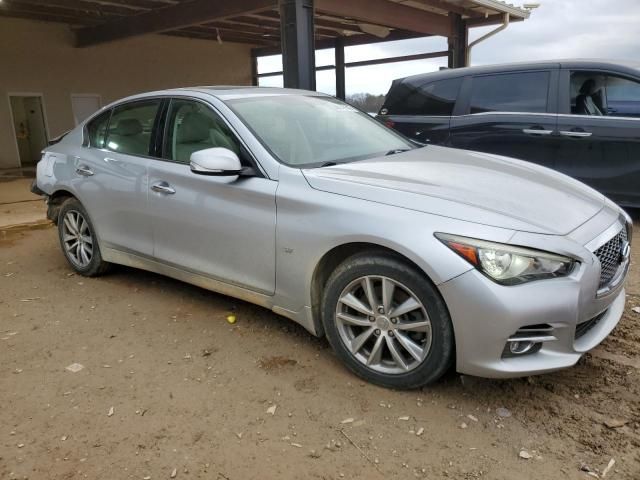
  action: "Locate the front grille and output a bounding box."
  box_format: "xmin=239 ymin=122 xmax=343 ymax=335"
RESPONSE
xmin=593 ymin=228 xmax=627 ymax=288
xmin=575 ymin=311 xmax=606 ymax=340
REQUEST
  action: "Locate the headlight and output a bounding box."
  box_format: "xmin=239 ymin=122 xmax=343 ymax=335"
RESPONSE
xmin=435 ymin=233 xmax=577 ymax=285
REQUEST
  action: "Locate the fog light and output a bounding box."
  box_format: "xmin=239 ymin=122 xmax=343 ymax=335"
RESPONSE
xmin=509 ymin=341 xmax=536 ymax=355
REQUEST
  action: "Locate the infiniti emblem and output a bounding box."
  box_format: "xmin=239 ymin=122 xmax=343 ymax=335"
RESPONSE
xmin=620 ymin=240 xmax=631 ymax=263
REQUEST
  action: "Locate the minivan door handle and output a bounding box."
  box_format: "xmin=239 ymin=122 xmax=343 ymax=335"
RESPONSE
xmin=151 ymin=181 xmax=176 ymax=195
xmin=75 ymin=165 xmax=94 ymax=176
xmin=559 ymin=130 xmax=593 ymax=138
xmin=522 ymin=128 xmax=553 ymax=136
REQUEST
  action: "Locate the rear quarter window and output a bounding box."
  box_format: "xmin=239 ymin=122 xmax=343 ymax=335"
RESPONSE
xmin=469 ymin=71 xmax=550 ymax=114
xmin=381 ymin=77 xmax=462 ymax=116
xmin=86 ymin=110 xmax=111 ymax=148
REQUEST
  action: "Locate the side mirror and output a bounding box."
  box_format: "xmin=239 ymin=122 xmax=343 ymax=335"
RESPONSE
xmin=190 ymin=148 xmax=242 ymax=176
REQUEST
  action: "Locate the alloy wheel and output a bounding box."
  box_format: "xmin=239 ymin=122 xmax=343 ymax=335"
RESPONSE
xmin=62 ymin=210 xmax=94 ymax=268
xmin=335 ymin=275 xmax=432 ymax=375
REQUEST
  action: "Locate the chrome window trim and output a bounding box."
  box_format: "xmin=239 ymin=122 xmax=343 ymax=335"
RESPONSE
xmin=452 ymin=111 xmax=640 ymax=121
xmin=81 ymin=94 xmax=269 ymax=178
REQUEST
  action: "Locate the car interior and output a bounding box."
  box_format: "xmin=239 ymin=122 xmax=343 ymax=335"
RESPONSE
xmin=574 ymin=77 xmax=605 ymax=115
xmin=168 ymin=102 xmax=241 ymax=164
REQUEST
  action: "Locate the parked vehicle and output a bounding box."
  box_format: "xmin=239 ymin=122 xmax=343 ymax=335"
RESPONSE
xmin=34 ymin=87 xmax=632 ymax=388
xmin=378 ymin=60 xmax=640 ymax=208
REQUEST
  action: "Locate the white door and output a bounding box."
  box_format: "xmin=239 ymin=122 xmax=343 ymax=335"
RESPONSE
xmin=71 ymin=95 xmax=101 ymax=125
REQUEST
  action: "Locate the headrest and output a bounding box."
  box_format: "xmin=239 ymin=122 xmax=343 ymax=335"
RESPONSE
xmin=115 ymin=118 xmax=143 ymax=136
xmin=177 ymin=112 xmax=212 ymax=143
xmin=579 ymin=79 xmax=597 ymax=95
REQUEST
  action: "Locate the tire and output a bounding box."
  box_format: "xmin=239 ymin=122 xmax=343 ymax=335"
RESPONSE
xmin=321 ymin=252 xmax=454 ymax=389
xmin=57 ymin=198 xmax=110 ymax=277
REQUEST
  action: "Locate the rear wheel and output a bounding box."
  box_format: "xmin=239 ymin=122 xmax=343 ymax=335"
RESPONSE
xmin=321 ymin=252 xmax=454 ymax=389
xmin=57 ymin=198 xmax=110 ymax=277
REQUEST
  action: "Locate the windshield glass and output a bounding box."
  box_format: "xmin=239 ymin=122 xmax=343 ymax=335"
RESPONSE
xmin=226 ymin=95 xmax=413 ymax=167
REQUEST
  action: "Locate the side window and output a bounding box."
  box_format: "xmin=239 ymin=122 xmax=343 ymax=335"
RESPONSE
xmin=469 ymin=72 xmax=549 ymax=114
xmin=570 ymin=71 xmax=606 ymax=116
xmin=382 ymin=78 xmax=462 ymax=116
xmin=605 ymin=75 xmax=640 ymax=118
xmin=163 ymin=99 xmax=241 ymax=164
xmin=105 ymin=100 xmax=161 ymax=156
xmin=86 ymin=110 xmax=111 ymax=148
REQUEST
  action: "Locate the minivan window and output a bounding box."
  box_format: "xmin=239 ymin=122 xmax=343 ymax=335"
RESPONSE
xmin=105 ymin=100 xmax=161 ymax=156
xmin=86 ymin=110 xmax=111 ymax=148
xmin=382 ymin=78 xmax=462 ymax=116
xmin=469 ymin=72 xmax=550 ymax=114
xmin=163 ymin=99 xmax=241 ymax=164
xmin=570 ymin=71 xmax=640 ymax=118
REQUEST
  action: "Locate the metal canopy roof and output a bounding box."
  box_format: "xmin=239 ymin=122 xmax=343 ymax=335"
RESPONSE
xmin=0 ymin=0 xmax=531 ymax=48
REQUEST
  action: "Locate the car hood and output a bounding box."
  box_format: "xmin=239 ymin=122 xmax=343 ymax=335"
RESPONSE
xmin=302 ymin=145 xmax=605 ymax=235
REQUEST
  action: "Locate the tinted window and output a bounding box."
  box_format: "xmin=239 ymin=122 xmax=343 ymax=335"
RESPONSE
xmin=606 ymin=76 xmax=640 ymax=118
xmin=86 ymin=110 xmax=111 ymax=148
xmin=163 ymin=99 xmax=241 ymax=164
xmin=569 ymin=71 xmax=640 ymax=118
xmin=469 ymin=72 xmax=549 ymax=114
xmin=105 ymin=100 xmax=161 ymax=156
xmin=382 ymin=78 xmax=462 ymax=116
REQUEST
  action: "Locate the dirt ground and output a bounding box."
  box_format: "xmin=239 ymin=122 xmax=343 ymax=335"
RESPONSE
xmin=1 ymin=198 xmax=639 ymax=479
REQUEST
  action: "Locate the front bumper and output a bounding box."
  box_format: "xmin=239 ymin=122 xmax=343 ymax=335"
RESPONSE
xmin=438 ymin=225 xmax=629 ymax=379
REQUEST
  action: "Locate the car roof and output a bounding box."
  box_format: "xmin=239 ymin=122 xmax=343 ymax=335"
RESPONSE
xmin=118 ymin=86 xmax=329 ymax=103
xmin=395 ymin=59 xmax=640 ymax=85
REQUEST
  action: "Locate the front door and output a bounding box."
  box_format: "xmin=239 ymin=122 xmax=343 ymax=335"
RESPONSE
xmin=449 ymin=70 xmax=558 ymax=170
xmin=148 ymin=98 xmax=277 ymax=294
xmin=556 ymin=70 xmax=640 ymax=207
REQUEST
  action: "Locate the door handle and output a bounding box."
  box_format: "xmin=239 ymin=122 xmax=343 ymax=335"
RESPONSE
xmin=151 ymin=182 xmax=176 ymax=195
xmin=522 ymin=128 xmax=553 ymax=135
xmin=559 ymin=130 xmax=592 ymax=138
xmin=75 ymin=165 xmax=94 ymax=176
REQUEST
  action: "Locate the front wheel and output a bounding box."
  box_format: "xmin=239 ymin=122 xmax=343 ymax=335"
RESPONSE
xmin=321 ymin=252 xmax=454 ymax=389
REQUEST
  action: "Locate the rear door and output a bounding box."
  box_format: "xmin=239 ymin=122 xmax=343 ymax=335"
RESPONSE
xmin=378 ymin=77 xmax=462 ymax=145
xmin=147 ymin=97 xmax=277 ymax=294
xmin=556 ymin=69 xmax=640 ymax=206
xmin=73 ymin=99 xmax=161 ymax=256
xmin=449 ymin=69 xmax=558 ymax=170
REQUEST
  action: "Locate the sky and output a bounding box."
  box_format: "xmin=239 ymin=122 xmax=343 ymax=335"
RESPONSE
xmin=257 ymin=0 xmax=640 ymax=96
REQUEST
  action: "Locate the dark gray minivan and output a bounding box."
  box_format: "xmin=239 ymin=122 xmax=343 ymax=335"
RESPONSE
xmin=378 ymin=60 xmax=640 ymax=208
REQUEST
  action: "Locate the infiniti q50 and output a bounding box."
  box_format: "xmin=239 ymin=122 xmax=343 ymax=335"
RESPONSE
xmin=34 ymin=87 xmax=632 ymax=388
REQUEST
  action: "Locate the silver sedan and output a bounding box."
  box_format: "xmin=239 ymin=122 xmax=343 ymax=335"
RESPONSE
xmin=34 ymin=87 xmax=632 ymax=388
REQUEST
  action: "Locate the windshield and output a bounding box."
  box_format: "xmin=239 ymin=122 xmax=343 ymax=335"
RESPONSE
xmin=226 ymin=95 xmax=414 ymax=167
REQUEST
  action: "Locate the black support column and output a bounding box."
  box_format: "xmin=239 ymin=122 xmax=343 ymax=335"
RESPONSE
xmin=279 ymin=0 xmax=316 ymax=90
xmin=447 ymin=13 xmax=467 ymax=68
xmin=334 ymin=36 xmax=346 ymax=100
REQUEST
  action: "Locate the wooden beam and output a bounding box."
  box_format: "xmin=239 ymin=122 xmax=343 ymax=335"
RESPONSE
xmin=252 ymin=30 xmax=427 ymax=57
xmin=315 ymin=0 xmax=452 ymax=37
xmin=466 ymin=13 xmax=524 ymax=27
xmin=417 ymin=0 xmax=483 ymax=18
xmin=75 ymin=0 xmax=277 ymax=47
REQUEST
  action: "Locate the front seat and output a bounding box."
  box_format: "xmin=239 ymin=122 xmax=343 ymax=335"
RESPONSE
xmin=575 ymin=79 xmax=603 ymax=116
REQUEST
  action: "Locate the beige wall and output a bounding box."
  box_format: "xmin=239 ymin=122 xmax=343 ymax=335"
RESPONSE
xmin=0 ymin=17 xmax=253 ymax=168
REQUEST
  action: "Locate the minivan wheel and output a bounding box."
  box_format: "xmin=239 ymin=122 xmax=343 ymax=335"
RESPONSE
xmin=57 ymin=198 xmax=110 ymax=277
xmin=321 ymin=252 xmax=454 ymax=389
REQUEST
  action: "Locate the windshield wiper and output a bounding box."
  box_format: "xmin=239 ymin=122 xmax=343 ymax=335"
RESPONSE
xmin=385 ymin=148 xmax=411 ymax=156
xmin=318 ymin=161 xmax=338 ymax=168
